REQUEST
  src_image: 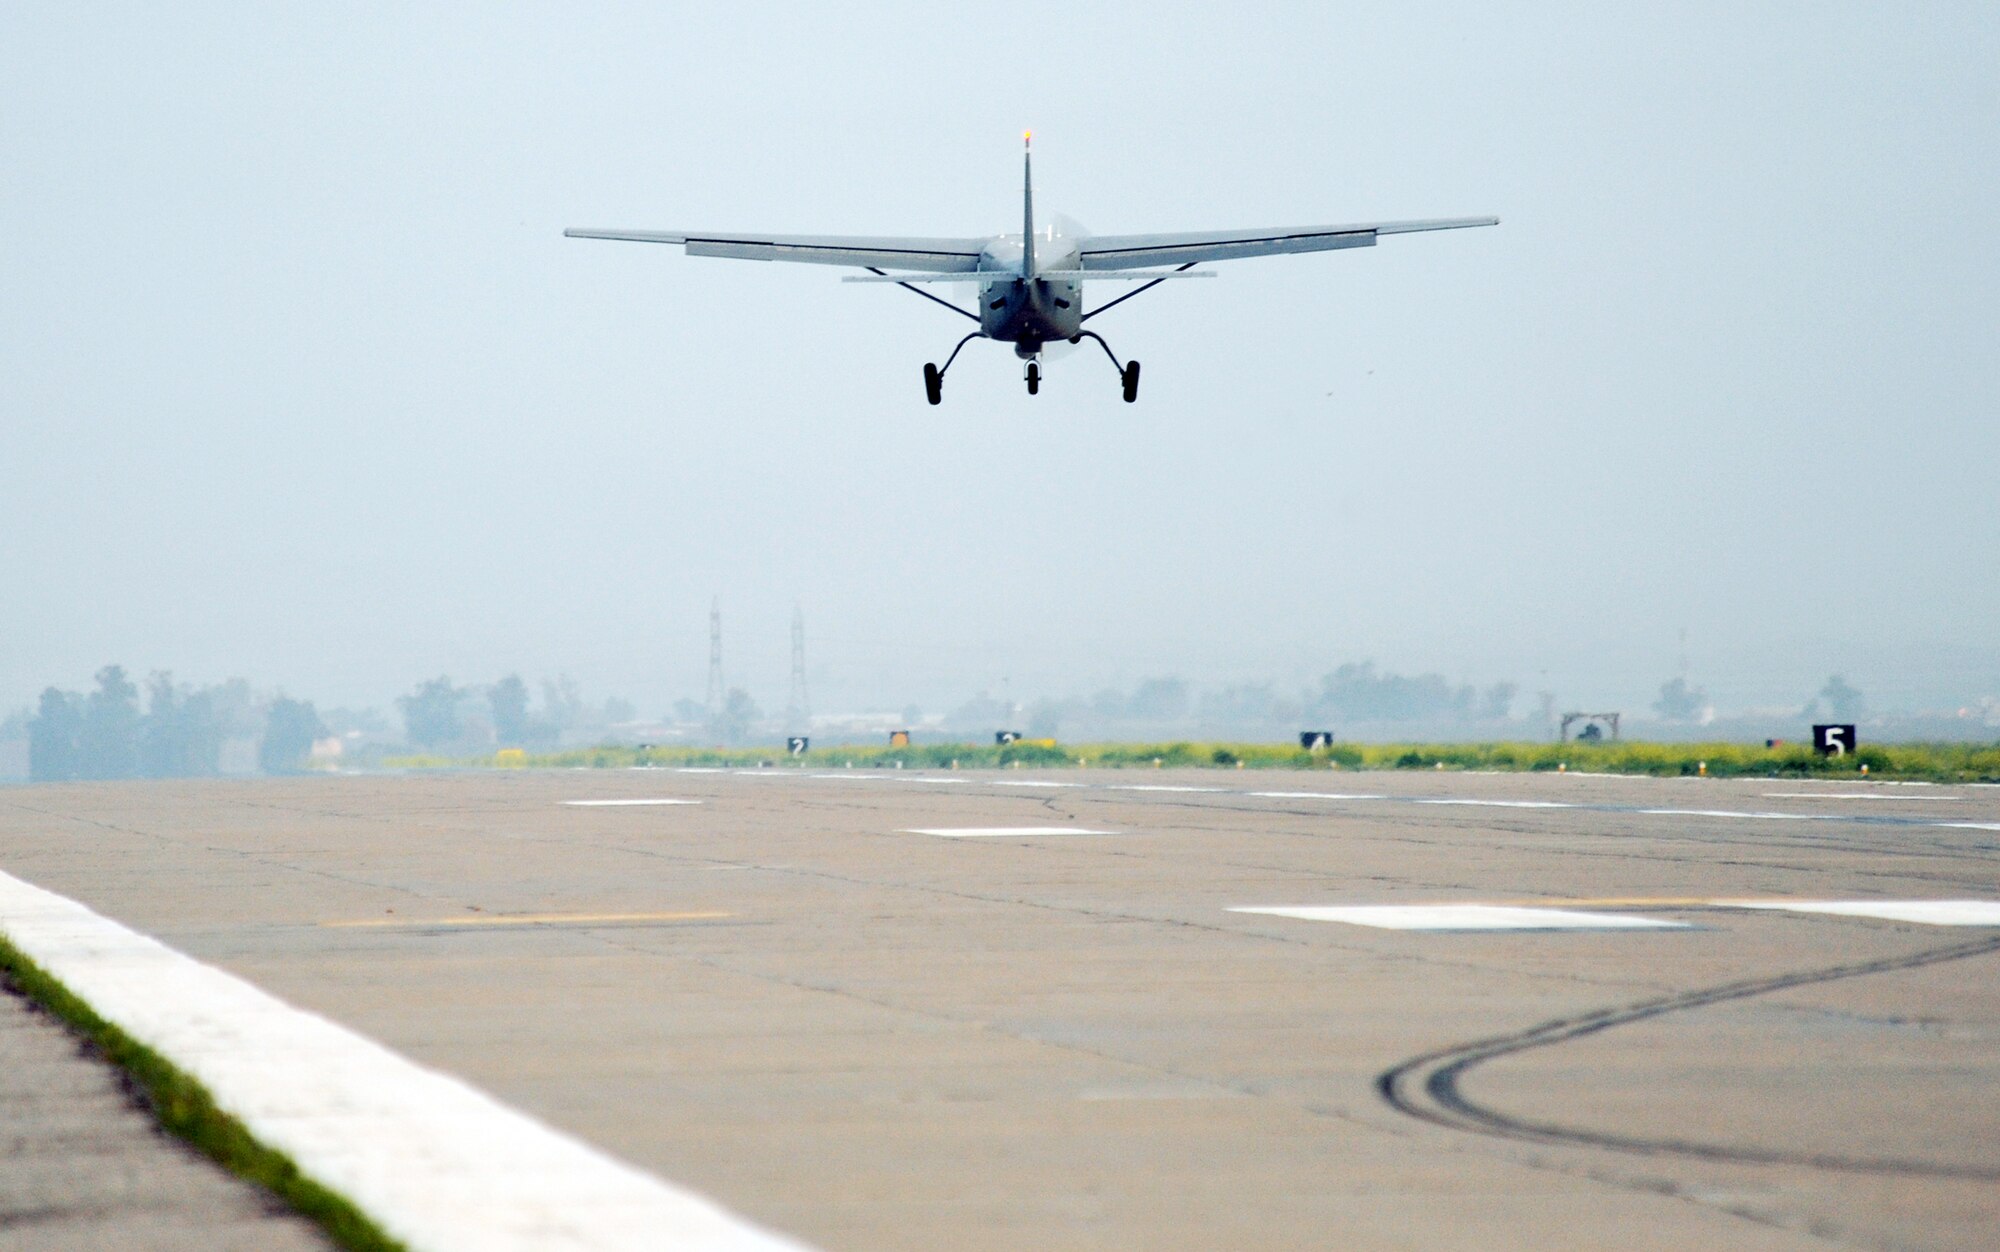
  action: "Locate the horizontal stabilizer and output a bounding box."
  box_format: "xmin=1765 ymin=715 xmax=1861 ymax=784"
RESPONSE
xmin=841 ymin=272 xmax=1017 ymax=284
xmin=841 ymin=269 xmax=1213 ymax=284
xmin=1037 ymin=270 xmax=1215 ymax=282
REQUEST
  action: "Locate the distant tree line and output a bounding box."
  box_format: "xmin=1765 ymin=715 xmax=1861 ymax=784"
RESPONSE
xmin=1305 ymin=663 xmax=1515 ymax=724
xmin=394 ymin=673 xmax=638 ymax=750
xmin=26 ymin=666 xmax=325 ymax=782
xmin=1011 ymin=666 xmax=1520 ymax=740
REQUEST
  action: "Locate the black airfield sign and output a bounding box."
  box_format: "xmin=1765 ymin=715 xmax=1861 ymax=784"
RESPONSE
xmin=1812 ymin=724 xmax=1857 ymax=756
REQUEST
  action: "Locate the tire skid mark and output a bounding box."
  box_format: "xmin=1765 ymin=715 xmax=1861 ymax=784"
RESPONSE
xmin=1378 ymin=933 xmax=2000 ymax=1180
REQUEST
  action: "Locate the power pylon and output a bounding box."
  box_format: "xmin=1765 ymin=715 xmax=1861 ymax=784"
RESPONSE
xmin=785 ymin=604 xmax=810 ymax=734
xmin=705 ymin=598 xmax=725 ymax=719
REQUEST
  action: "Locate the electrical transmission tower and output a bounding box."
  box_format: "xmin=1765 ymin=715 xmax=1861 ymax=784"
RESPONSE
xmin=786 ymin=604 xmax=810 ymax=734
xmin=705 ymin=598 xmax=724 ymax=719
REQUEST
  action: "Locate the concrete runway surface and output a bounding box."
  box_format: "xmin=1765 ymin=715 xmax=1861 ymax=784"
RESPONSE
xmin=1 ymin=767 xmax=1997 ymax=1250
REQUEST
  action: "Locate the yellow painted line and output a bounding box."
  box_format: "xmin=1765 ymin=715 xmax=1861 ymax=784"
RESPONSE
xmin=325 ymin=911 xmax=733 ymax=929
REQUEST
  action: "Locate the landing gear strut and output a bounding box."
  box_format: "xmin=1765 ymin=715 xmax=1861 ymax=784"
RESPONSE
xmin=923 ymin=332 xmax=982 ymax=406
xmin=1072 ymin=331 xmax=1140 ymax=403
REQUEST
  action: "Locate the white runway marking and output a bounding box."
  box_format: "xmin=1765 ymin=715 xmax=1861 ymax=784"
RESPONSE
xmin=1637 ymin=808 xmax=1817 ymax=821
xmin=1108 ymin=785 xmax=1227 ymax=793
xmin=1230 ymin=905 xmax=1688 ymax=931
xmin=1723 ymin=899 xmax=2000 ymax=926
xmin=1761 ymin=792 xmax=1960 ymax=801
xmin=1415 ymin=799 xmax=1574 ymax=809
xmin=991 ymin=780 xmax=1087 ymax=788
xmin=0 ymin=870 xmax=810 ymax=1252
xmin=1246 ymin=792 xmax=1386 ymax=801
xmin=562 ymin=799 xmax=700 ymax=807
xmin=1940 ymin=822 xmax=2000 ymax=832
xmin=902 ymin=826 xmax=1119 ymax=838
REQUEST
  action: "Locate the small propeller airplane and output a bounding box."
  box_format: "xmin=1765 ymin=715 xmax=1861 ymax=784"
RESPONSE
xmin=566 ymin=136 xmax=1495 ymax=404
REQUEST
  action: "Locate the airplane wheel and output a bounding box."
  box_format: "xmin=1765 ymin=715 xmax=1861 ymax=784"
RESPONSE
xmin=923 ymin=363 xmax=942 ymax=406
xmin=1121 ymin=360 xmax=1141 ymax=403
xmin=1026 ymin=362 xmax=1040 ymax=395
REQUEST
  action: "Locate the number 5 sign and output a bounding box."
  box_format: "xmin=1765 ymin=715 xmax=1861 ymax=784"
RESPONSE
xmin=1813 ymin=724 xmax=1857 ymax=756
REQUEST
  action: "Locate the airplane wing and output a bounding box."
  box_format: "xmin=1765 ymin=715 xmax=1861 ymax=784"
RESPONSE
xmin=563 ymin=228 xmax=989 ymax=272
xmin=1078 ymin=216 xmax=1497 ymax=271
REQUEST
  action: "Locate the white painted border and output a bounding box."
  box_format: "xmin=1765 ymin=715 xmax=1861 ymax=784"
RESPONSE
xmin=1722 ymin=899 xmax=2000 ymax=926
xmin=0 ymin=870 xmax=811 ymax=1252
xmin=1230 ymin=904 xmax=1688 ymax=931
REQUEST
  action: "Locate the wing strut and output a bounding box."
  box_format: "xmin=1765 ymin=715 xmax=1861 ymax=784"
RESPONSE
xmin=865 ymin=267 xmax=979 ymax=323
xmin=1079 ymin=262 xmax=1199 ymax=323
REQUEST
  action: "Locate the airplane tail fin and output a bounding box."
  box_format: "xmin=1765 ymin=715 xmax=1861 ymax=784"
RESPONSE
xmin=1022 ymin=131 xmax=1036 ymax=278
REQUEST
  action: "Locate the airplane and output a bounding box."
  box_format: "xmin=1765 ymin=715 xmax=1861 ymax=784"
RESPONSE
xmin=565 ymin=136 xmax=1495 ymax=404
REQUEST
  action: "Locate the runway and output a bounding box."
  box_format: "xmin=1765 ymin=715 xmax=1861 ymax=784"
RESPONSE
xmin=2 ymin=767 xmax=1997 ymax=1250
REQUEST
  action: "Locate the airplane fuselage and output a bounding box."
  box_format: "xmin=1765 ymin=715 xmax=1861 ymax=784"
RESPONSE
xmin=977 ymin=223 xmax=1084 ymax=357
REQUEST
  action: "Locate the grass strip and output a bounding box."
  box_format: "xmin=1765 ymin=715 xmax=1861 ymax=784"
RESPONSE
xmin=391 ymin=737 xmax=2000 ymax=783
xmin=0 ymin=933 xmax=408 ymax=1252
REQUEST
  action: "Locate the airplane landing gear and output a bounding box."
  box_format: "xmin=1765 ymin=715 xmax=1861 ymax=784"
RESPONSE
xmin=1076 ymin=331 xmax=1141 ymax=403
xmin=923 ymin=331 xmax=982 ymax=406
xmin=1025 ymin=361 xmax=1040 ymax=395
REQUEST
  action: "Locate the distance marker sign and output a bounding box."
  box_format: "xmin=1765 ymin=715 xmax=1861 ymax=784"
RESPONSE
xmin=1813 ymin=724 xmax=1857 ymax=756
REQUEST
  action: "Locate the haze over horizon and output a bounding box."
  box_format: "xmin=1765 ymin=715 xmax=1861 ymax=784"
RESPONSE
xmin=6 ymin=4 xmax=1997 ymax=725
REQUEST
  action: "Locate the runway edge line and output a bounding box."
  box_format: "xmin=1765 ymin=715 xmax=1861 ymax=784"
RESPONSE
xmin=0 ymin=869 xmax=815 ymax=1252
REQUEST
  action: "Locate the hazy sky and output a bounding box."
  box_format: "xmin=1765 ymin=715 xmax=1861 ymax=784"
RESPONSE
xmin=5 ymin=3 xmax=1997 ymax=720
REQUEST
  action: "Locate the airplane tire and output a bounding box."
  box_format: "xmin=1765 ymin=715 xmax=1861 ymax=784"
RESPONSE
xmin=1122 ymin=360 xmax=1141 ymax=403
xmin=1026 ymin=362 xmax=1040 ymax=395
xmin=924 ymin=363 xmax=942 ymax=406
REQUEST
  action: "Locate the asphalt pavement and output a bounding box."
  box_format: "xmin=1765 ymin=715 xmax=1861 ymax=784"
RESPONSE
xmin=1 ymin=767 xmax=1996 ymax=1250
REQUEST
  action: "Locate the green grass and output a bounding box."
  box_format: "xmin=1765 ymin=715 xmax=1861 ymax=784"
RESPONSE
xmin=0 ymin=936 xmax=408 ymax=1252
xmin=389 ymin=738 xmax=2000 ymax=783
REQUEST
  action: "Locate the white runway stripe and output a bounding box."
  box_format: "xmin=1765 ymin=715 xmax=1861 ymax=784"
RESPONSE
xmin=1636 ymin=808 xmax=1817 ymax=821
xmin=1107 ymin=785 xmax=1227 ymax=793
xmin=991 ymin=780 xmax=1087 ymax=788
xmin=0 ymin=870 xmax=811 ymax=1252
xmin=902 ymin=827 xmax=1118 ymax=838
xmin=1245 ymin=792 xmax=1386 ymax=801
xmin=1231 ymin=904 xmax=1687 ymax=931
xmin=1723 ymin=899 xmax=2000 ymax=926
xmin=563 ymin=799 xmax=701 ymax=807
xmin=1414 ymin=799 xmax=1573 ymax=809
xmin=1760 ymin=792 xmax=1961 ymax=801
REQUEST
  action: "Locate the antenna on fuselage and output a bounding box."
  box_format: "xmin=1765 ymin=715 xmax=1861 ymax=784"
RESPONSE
xmin=1021 ymin=131 xmax=1036 ymax=279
